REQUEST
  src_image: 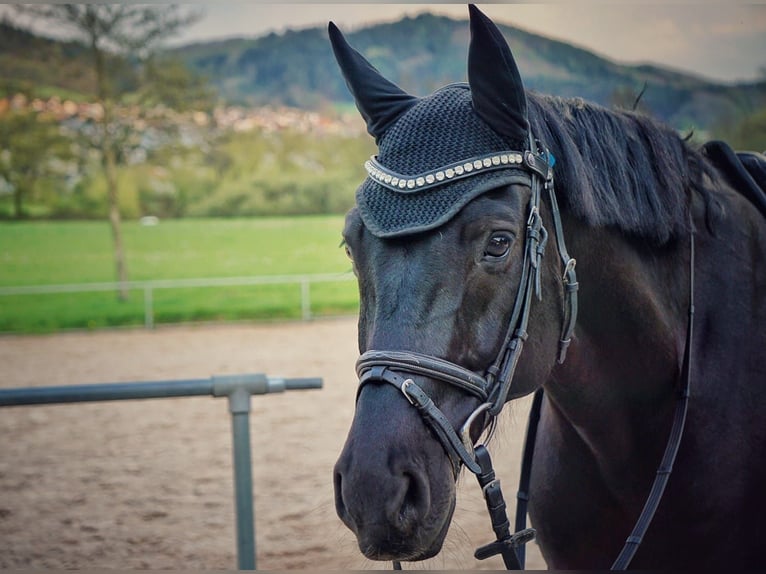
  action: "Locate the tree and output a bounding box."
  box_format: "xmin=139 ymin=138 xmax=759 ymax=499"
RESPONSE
xmin=0 ymin=107 xmax=73 ymax=219
xmin=12 ymin=4 xmax=201 ymax=299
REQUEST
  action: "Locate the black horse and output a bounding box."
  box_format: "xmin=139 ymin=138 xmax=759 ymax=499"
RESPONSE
xmin=331 ymin=5 xmax=766 ymax=569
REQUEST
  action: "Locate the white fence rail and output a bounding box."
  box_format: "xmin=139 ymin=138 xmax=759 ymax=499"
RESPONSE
xmin=0 ymin=273 xmax=357 ymax=328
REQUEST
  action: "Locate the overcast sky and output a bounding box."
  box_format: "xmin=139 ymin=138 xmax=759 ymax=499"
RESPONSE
xmin=4 ymin=3 xmax=765 ymax=83
xmin=168 ymin=3 xmax=766 ymax=83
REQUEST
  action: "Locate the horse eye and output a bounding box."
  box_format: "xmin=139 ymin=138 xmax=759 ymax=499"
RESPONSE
xmin=344 ymin=245 xmax=353 ymax=261
xmin=484 ymin=233 xmax=512 ymax=259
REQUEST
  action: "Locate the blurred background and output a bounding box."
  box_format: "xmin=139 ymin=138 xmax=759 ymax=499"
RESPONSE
xmin=0 ymin=4 xmax=764 ymax=570
xmin=1 ymin=2 xmax=764 ymax=331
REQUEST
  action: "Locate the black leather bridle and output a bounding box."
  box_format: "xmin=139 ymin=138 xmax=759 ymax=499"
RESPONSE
xmin=356 ymin=140 xmax=578 ymax=568
xmin=354 ymin=139 xmax=694 ymax=570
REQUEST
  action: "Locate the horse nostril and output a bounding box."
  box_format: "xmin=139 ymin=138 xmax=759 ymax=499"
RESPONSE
xmin=399 ymin=474 xmax=419 ymax=528
xmin=391 ymin=471 xmax=430 ymax=535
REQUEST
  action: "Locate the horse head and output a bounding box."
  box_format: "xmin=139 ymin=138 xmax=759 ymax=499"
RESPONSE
xmin=331 ymin=6 xmax=571 ymax=561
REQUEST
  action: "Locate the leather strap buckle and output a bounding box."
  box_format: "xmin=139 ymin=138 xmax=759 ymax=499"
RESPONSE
xmin=400 ymin=378 xmax=416 ymax=405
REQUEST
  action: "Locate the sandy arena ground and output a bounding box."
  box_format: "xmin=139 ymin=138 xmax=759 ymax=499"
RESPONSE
xmin=0 ymin=318 xmax=545 ymax=569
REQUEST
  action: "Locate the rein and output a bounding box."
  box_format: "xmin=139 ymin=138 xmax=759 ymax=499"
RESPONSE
xmin=610 ymin=215 xmax=695 ymax=569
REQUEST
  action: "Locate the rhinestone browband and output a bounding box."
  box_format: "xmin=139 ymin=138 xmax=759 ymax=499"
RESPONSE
xmin=364 ymin=151 xmax=531 ymax=193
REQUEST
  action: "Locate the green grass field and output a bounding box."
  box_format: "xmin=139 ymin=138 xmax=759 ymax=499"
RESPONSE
xmin=0 ymin=217 xmax=359 ymax=333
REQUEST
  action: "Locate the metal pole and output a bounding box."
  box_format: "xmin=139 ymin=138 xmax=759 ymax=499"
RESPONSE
xmin=0 ymin=375 xmax=323 ymax=407
xmin=228 ymin=386 xmax=256 ymax=570
xmin=0 ymin=378 xmax=213 ymax=406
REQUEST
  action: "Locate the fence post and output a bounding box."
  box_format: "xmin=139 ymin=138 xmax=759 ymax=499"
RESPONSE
xmin=144 ymin=286 xmax=154 ymax=330
xmin=212 ymin=373 xmax=271 ymax=571
xmin=300 ymin=279 xmax=311 ymax=321
xmin=227 ymin=385 xmax=257 ymax=570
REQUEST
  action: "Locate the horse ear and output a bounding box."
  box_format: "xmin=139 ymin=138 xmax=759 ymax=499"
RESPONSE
xmin=328 ymin=22 xmax=418 ymax=142
xmin=467 ymin=5 xmax=529 ymax=144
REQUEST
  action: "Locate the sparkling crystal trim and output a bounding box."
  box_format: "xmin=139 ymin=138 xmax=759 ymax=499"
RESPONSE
xmin=364 ymin=151 xmax=529 ymax=193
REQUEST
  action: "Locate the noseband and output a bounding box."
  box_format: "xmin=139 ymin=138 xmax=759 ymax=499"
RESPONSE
xmin=355 ymin=140 xmax=579 ymax=567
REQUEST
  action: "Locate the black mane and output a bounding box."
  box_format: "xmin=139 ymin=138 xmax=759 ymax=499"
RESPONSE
xmin=527 ymin=93 xmax=710 ymax=244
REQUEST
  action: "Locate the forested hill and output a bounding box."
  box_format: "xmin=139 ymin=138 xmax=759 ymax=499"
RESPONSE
xmin=172 ymin=12 xmax=765 ymax=134
xmin=3 ymin=13 xmax=765 ymax=136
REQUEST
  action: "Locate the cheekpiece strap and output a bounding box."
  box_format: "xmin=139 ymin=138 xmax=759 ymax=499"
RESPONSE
xmin=364 ymin=150 xmax=548 ymax=193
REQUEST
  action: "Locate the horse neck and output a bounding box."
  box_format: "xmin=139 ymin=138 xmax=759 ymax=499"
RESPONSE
xmin=543 ymin=213 xmax=691 ymax=479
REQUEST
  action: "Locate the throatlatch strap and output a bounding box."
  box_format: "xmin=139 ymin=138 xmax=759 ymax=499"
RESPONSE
xmin=544 ymin=166 xmax=578 ymax=363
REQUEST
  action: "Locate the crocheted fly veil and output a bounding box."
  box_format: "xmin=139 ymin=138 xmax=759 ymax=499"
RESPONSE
xmin=329 ymin=5 xmax=536 ymax=238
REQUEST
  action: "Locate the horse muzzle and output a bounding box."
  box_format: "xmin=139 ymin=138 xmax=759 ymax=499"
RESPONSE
xmin=333 ymin=379 xmax=461 ymax=562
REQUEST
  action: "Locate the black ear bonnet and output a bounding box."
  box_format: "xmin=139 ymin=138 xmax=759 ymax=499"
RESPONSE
xmin=329 ymin=5 xmax=537 ymax=238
